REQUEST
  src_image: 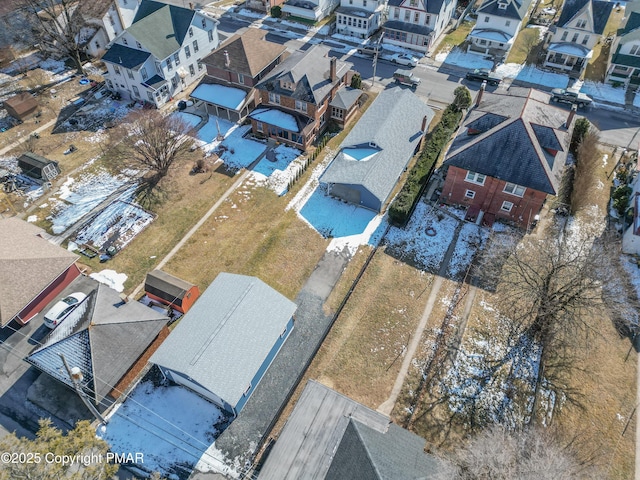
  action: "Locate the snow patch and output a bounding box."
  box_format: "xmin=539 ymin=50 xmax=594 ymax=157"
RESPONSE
xmin=89 ymin=270 xmax=127 ymax=292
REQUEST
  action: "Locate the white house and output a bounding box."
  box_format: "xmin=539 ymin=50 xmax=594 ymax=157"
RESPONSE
xmin=383 ymin=0 xmax=457 ymax=54
xmin=467 ymin=0 xmax=532 ymax=58
xmin=543 ymin=0 xmax=613 ymax=78
xmin=281 ymin=0 xmax=340 ymax=22
xmin=335 ymin=0 xmax=386 ymax=39
xmin=102 ymin=0 xmax=219 ymax=107
xmin=82 ymin=0 xmax=137 ymax=58
xmin=606 ymin=2 xmax=640 ymax=85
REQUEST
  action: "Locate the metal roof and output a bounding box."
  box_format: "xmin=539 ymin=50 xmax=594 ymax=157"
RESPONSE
xmin=150 ymin=272 xmax=297 ymax=409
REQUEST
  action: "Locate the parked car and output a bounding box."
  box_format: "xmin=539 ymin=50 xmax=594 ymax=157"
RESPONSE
xmin=357 ymin=44 xmax=380 ymax=57
xmin=390 ymin=53 xmax=419 ymax=67
xmin=43 ymin=292 xmax=87 ymax=329
xmin=393 ymin=69 xmax=421 ymax=89
xmin=550 ymin=88 xmax=592 ymax=108
xmin=465 ymin=68 xmax=501 ymax=86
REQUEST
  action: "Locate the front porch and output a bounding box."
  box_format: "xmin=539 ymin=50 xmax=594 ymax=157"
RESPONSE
xmin=543 ymin=43 xmax=592 ymax=78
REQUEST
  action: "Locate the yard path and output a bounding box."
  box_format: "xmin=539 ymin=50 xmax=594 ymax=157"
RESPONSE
xmin=0 ymin=118 xmax=57 ymax=156
xmin=378 ymin=220 xmax=464 ymax=416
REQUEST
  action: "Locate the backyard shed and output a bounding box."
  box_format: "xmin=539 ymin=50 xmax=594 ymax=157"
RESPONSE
xmin=150 ymin=272 xmax=297 ymax=415
xmin=144 ymin=269 xmax=200 ymax=314
xmin=4 ymin=92 xmax=38 ymax=121
xmin=18 ymin=152 xmax=61 ymax=182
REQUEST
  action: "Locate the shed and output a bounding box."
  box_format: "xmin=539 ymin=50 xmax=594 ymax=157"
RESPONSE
xmin=4 ymin=92 xmax=38 ymax=121
xmin=144 ymin=269 xmax=200 ymax=314
xmin=150 ymin=272 xmax=297 ymax=415
xmin=18 ymin=152 xmax=61 ymax=182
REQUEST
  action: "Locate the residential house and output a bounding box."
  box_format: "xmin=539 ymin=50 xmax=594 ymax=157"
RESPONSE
xmin=622 ymin=166 xmax=640 ymax=254
xmin=320 ymin=88 xmax=433 ymax=212
xmin=246 ymin=0 xmax=288 ymax=14
xmin=606 ymin=2 xmax=640 ymax=85
xmin=144 ymin=269 xmax=200 ymax=314
xmin=328 ymin=86 xmax=365 ymax=129
xmin=3 ymin=92 xmax=39 ymax=121
xmin=335 ymin=0 xmax=386 ymax=39
xmin=26 ymin=284 xmax=170 ymax=406
xmin=250 ymin=44 xmax=354 ymax=150
xmin=543 ymin=0 xmax=613 ymax=78
xmin=79 ymin=0 xmax=132 ymax=58
xmin=440 ymin=88 xmax=573 ymax=229
xmin=192 ymin=29 xmax=288 ymax=122
xmin=0 ymin=218 xmax=80 ymax=326
xmin=383 ymin=0 xmax=457 ymax=54
xmin=259 ymin=380 xmax=443 ymax=479
xmin=150 ymin=272 xmax=297 ymax=416
xmin=102 ymin=0 xmax=220 ymax=107
xmin=467 ymin=0 xmax=532 ymax=58
xmin=281 ymin=0 xmax=340 ymax=23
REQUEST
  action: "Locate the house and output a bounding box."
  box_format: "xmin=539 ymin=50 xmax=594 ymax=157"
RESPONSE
xmin=320 ymin=88 xmax=433 ymax=212
xmin=281 ymin=0 xmax=340 ymax=23
xmin=192 ymin=29 xmax=288 ymax=122
xmin=102 ymin=0 xmax=220 ymax=107
xmin=439 ymin=88 xmax=573 ymax=229
xmin=467 ymin=0 xmax=533 ymax=58
xmin=0 ymin=218 xmax=80 ymax=326
xmin=246 ymin=0 xmax=288 ymax=14
xmin=335 ymin=0 xmax=386 ymax=39
xmin=26 ymin=284 xmax=169 ymax=406
xmin=150 ymin=272 xmax=297 ymax=416
xmin=17 ymin=152 xmax=61 ymax=183
xmin=328 ymin=86 xmax=365 ymax=129
xmin=78 ymin=0 xmax=133 ymax=58
xmin=383 ymin=0 xmax=457 ymax=54
xmin=606 ymin=2 xmax=640 ymax=85
xmin=542 ymin=0 xmax=613 ymax=78
xmin=4 ymin=92 xmax=38 ymax=121
xmin=622 ymin=169 xmax=640 ymax=254
xmin=144 ymin=269 xmax=200 ymax=314
xmin=258 ymin=380 xmax=444 ymax=479
xmin=250 ymin=44 xmax=354 ymax=150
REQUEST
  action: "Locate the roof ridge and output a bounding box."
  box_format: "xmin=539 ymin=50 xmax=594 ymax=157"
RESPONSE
xmin=349 ymin=419 xmax=382 ymax=480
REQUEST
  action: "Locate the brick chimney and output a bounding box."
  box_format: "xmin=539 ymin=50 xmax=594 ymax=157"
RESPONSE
xmin=330 ymin=57 xmax=337 ymax=82
xmin=475 ymin=81 xmax=486 ymax=107
xmin=565 ymin=103 xmax=577 ymax=128
xmin=224 ymin=50 xmax=230 ymax=68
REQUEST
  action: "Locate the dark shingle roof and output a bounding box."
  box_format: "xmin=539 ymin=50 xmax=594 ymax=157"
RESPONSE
xmin=556 ymin=0 xmax=612 ymax=34
xmin=387 ymin=0 xmax=451 ymax=14
xmin=444 ymin=88 xmax=569 ymax=195
xmin=611 ymin=52 xmax=640 ymax=68
xmin=329 ymin=86 xmax=363 ymax=109
xmin=467 ymin=112 xmax=509 ymax=133
xmin=383 ymin=20 xmax=433 ymax=36
xmin=101 ymin=43 xmax=151 ymax=69
xmin=591 ymin=0 xmax=614 ymax=34
xmin=145 ymin=269 xmax=195 ymax=303
xmin=621 ymin=3 xmax=640 ymax=34
xmin=476 ymin=0 xmax=531 ymax=20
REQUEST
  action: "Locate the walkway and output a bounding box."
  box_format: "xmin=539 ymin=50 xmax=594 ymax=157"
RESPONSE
xmin=0 ymin=118 xmax=57 ymax=156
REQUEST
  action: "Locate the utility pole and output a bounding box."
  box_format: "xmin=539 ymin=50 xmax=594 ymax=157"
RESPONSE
xmin=60 ymin=354 xmax=108 ymax=425
xmin=371 ymin=47 xmax=378 ymax=88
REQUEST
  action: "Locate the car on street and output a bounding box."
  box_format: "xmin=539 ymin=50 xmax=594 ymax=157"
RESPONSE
xmin=389 ymin=53 xmax=419 ymax=67
xmin=393 ymin=69 xmax=421 ymax=89
xmin=550 ymin=88 xmax=593 ymax=108
xmin=465 ymin=68 xmax=501 ymax=86
xmin=43 ymin=292 xmax=87 ymax=328
xmin=357 ymin=44 xmax=381 ymax=56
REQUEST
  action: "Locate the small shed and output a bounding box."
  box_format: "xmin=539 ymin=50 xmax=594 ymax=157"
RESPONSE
xmin=4 ymin=92 xmax=38 ymax=121
xmin=18 ymin=152 xmax=60 ymax=182
xmin=144 ymin=269 xmax=200 ymax=314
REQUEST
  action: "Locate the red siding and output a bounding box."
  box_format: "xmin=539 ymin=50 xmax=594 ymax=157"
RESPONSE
xmin=440 ymin=166 xmax=547 ymax=229
xmin=146 ymin=286 xmax=200 ymax=314
xmin=15 ymin=263 xmax=81 ymax=325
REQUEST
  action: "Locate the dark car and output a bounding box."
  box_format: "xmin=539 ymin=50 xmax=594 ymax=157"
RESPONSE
xmin=465 ymin=68 xmax=501 ymax=86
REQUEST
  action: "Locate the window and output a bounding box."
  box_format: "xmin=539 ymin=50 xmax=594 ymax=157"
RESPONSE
xmin=193 ymin=40 xmax=199 ymax=52
xmin=505 ymin=20 xmax=511 ymax=26
xmin=363 ymin=0 xmax=367 ymax=6
xmin=425 ymin=14 xmax=430 ymax=25
xmin=166 ymin=57 xmax=173 ymax=70
xmin=141 ymin=67 xmax=148 ymax=80
xmin=394 ymin=8 xmax=399 ymax=19
xmin=109 ymin=15 xmax=115 ymax=26
xmin=484 ymin=15 xmax=489 ymax=22
xmin=269 ymin=92 xmax=280 ymax=104
xmin=238 ymin=73 xmax=244 ymax=84
xmin=132 ymin=85 xmax=139 ymax=97
xmin=503 ymin=182 xmax=525 ymax=197
xmin=332 ymin=106 xmax=344 ymax=119
xmin=498 ymin=2 xmax=507 ymax=9
xmin=123 ymin=38 xmax=128 ymax=45
xmin=410 ymin=0 xmax=417 ymax=5
xmin=405 ymin=10 xmax=410 ymax=21
xmin=127 ymin=69 xmax=134 ymax=79
xmin=148 ymin=91 xmax=154 ymax=101
xmin=256 ymin=121 xmax=263 ymax=132
xmin=561 ymin=31 xmax=568 ymax=41
xmin=174 ymin=52 xmax=180 ymax=65
xmin=464 ymin=189 xmax=476 ymax=199
xmin=576 ymin=19 xmax=586 ymax=28
xmin=189 ymin=27 xmax=193 ymax=37
xmin=632 ymin=45 xmax=640 ymax=55
xmin=465 ymin=171 xmax=486 ymax=185
xmin=114 ymin=65 xmax=121 ymax=75
xmin=414 ymin=12 xmax=419 ymax=23
xmin=95 ymin=41 xmax=100 ymax=49
xmin=582 ymin=34 xmax=589 ymax=45
xmin=136 ymin=41 xmax=142 ymax=49
xmin=189 ymin=64 xmax=195 ymax=76
xmin=501 ymin=201 xmax=514 ymax=212
xmin=571 ymin=32 xmax=579 ymax=43
xmin=202 ymin=17 xmax=207 ymax=28
xmin=295 ymin=100 xmax=307 ymax=112
xmin=479 ymin=39 xmax=487 ymax=45
xmin=197 ymin=60 xmax=203 ymax=71
xmin=155 ymin=61 xmax=161 ymax=73
xmin=106 ymin=79 xmax=113 ymax=88
xmin=208 ymin=29 xmax=214 ymax=42
xmin=185 ymin=45 xmax=191 ymax=58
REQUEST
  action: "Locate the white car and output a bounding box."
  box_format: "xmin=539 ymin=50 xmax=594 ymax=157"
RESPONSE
xmin=390 ymin=53 xmax=419 ymax=67
xmin=541 ymin=7 xmax=556 ymax=15
xmin=44 ymin=292 xmax=87 ymax=329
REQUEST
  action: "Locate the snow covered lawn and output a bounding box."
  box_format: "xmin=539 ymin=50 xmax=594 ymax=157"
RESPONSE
xmin=435 ymin=48 xmax=493 ymax=70
xmin=99 ymin=380 xmax=232 ymax=479
xmin=217 ymin=125 xmax=267 ymax=170
xmin=197 ymin=115 xmax=235 ymax=143
xmin=251 ymin=144 xmax=304 ymax=195
xmin=580 ymin=80 xmax=626 ymax=105
xmin=446 ymin=222 xmax=489 ymax=280
xmin=511 ymin=65 xmax=569 ymax=88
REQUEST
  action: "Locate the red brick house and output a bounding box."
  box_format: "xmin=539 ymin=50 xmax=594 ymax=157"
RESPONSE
xmin=250 ymin=44 xmax=356 ymax=150
xmin=440 ymin=88 xmax=574 ymax=229
xmin=192 ymin=29 xmax=288 ymax=122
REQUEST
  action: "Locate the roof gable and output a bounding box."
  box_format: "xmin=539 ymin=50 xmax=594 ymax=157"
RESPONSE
xmin=557 ymin=0 xmax=612 ymax=34
xmin=101 ymin=43 xmax=151 ymax=69
xmin=477 ymin=0 xmax=531 ymax=20
xmin=467 ymin=112 xmax=509 ymax=133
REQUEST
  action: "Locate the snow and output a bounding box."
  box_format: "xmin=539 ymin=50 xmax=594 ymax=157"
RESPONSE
xmin=99 ymin=380 xmax=235 ymax=478
xmin=191 ymin=84 xmax=247 ymax=110
xmin=197 ymin=115 xmax=235 ymax=143
xmin=173 ymin=111 xmax=202 ymax=129
xmin=89 ymin=269 xmax=127 ymax=292
xmin=27 ymin=215 xmax=37 ymax=223
xmin=511 ymin=65 xmax=569 ymax=88
xmin=250 ymin=108 xmax=299 ymax=132
xmin=580 ymin=80 xmax=626 ymax=105
xmin=217 ymin=125 xmax=267 ymax=170
xmin=435 ymin=47 xmax=493 ymax=70
xmin=446 ymin=222 xmax=490 ymax=280
xmin=251 ymin=144 xmax=304 ymax=195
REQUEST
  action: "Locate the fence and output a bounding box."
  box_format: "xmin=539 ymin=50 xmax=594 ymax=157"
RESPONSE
xmin=286 ymin=133 xmax=331 ymax=193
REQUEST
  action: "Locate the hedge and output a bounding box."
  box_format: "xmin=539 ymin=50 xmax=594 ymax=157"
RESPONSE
xmin=388 ymin=104 xmax=462 ymax=225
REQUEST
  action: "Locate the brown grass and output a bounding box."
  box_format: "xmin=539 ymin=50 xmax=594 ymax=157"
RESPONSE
xmin=585 ymin=8 xmax=625 ymax=82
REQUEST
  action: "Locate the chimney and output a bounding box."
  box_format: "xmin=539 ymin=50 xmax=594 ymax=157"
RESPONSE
xmin=421 ymin=115 xmax=428 ymax=133
xmin=330 ymin=57 xmax=337 ymax=82
xmin=565 ymin=103 xmax=577 ymax=128
xmin=224 ymin=50 xmax=230 ymax=68
xmin=475 ymin=81 xmax=486 ymax=107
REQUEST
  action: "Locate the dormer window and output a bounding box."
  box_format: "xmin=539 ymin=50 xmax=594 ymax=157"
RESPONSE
xmin=498 ymin=0 xmax=508 ymax=9
xmin=409 ymin=0 xmax=417 ymax=6
xmin=576 ymin=19 xmax=587 ymax=28
xmin=369 ymin=141 xmax=378 ymax=148
xmin=281 ymin=80 xmax=295 ymax=90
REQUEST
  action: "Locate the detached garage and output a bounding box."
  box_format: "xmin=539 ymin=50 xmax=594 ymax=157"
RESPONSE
xmin=150 ymin=272 xmax=297 ymax=416
xmin=144 ymin=269 xmax=200 ymax=314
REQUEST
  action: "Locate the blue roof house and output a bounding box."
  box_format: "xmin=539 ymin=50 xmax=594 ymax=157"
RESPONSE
xmin=150 ymin=272 xmax=297 ymax=416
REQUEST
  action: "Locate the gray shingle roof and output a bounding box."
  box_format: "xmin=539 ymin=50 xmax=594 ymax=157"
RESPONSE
xmin=329 ymin=86 xmax=363 ymax=109
xmin=319 ymin=88 xmax=434 ymax=209
xmin=444 ymin=88 xmax=569 ymax=195
xmin=556 ymin=0 xmax=613 ymax=34
xmin=476 ymin=0 xmax=532 ymax=20
xmin=101 ymin=43 xmax=151 ymax=69
xmin=127 ymin=0 xmax=196 ymax=60
xmin=150 ymin=272 xmax=297 ymax=410
xmin=621 ymin=2 xmax=640 ymax=34
xmin=256 ymin=45 xmax=352 ymax=105
xmin=611 ymin=52 xmax=640 ymax=69
xmin=387 ymin=0 xmax=451 ymax=15
xmin=259 ymin=380 xmax=442 ymax=480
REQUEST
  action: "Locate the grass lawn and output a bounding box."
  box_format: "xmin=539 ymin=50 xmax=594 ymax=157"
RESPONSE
xmin=434 ymin=21 xmax=475 ymax=56
xmin=506 ymin=27 xmax=544 ymax=65
xmin=585 ymin=7 xmax=625 ymax=81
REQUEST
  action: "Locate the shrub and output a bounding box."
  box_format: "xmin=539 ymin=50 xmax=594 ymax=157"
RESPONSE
xmin=350 ymin=73 xmax=362 ymax=89
xmin=271 ymin=5 xmax=282 ymax=17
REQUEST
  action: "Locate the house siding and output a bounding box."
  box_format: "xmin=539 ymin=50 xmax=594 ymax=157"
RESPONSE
xmin=161 ymin=367 xmax=235 ymax=413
